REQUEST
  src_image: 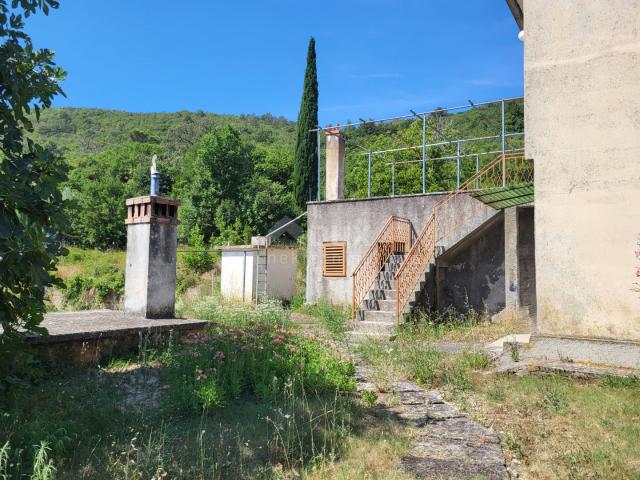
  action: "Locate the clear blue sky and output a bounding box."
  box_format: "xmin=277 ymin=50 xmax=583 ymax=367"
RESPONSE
xmin=27 ymin=0 xmax=523 ymax=125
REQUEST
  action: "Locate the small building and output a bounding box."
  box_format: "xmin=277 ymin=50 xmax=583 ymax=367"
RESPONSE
xmin=219 ymin=239 xmax=297 ymax=303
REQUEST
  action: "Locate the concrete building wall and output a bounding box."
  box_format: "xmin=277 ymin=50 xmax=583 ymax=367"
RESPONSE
xmin=517 ymin=207 xmax=536 ymax=316
xmin=525 ymin=1 xmax=640 ymax=340
xmin=146 ymin=223 xmax=178 ymax=318
xmin=266 ymin=248 xmax=297 ymax=301
xmin=306 ymin=192 xmax=497 ymax=306
xmin=437 ymin=215 xmax=505 ymax=315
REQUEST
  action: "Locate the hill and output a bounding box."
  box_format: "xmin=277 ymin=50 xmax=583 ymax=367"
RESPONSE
xmin=31 ymin=108 xmax=296 ymax=165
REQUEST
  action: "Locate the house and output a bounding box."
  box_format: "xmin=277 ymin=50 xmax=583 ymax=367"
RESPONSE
xmin=306 ymin=0 xmax=640 ymax=367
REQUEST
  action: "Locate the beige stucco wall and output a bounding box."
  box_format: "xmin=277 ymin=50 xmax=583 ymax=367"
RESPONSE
xmin=525 ymin=0 xmax=640 ymax=340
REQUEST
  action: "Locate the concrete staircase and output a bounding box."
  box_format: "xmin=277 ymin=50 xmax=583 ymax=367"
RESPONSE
xmin=349 ymin=254 xmax=432 ymax=341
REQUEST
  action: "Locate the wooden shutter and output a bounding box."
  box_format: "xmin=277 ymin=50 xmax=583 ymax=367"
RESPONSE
xmin=323 ymin=242 xmax=347 ymax=277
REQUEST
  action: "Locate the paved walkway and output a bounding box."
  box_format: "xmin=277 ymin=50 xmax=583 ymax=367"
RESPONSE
xmin=355 ymin=362 xmax=508 ymax=479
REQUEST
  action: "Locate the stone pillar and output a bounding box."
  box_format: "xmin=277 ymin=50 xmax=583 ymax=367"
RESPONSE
xmin=124 ymin=196 xmax=181 ymax=318
xmin=504 ymin=207 xmax=519 ymax=313
xmin=325 ymin=126 xmax=345 ymax=200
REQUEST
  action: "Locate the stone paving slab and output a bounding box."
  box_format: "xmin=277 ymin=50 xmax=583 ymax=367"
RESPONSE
xmin=354 ymin=361 xmax=508 ymax=479
xmin=16 ymin=309 xmax=208 ymax=344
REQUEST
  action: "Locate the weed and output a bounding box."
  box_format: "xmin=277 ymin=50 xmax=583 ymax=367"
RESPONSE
xmin=361 ymin=390 xmax=378 ymax=407
xmin=300 ymin=302 xmax=349 ymax=339
xmin=31 ymin=442 xmax=56 ymax=480
xmin=509 ymin=342 xmax=520 ymax=362
xmin=539 ymin=375 xmax=570 ymax=413
xmin=600 ymin=375 xmax=640 ymax=389
xmin=0 ymin=442 xmax=8 ymax=480
xmin=502 ymin=432 xmax=526 ymax=460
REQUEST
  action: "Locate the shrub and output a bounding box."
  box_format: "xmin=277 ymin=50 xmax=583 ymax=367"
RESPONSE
xmin=160 ymin=322 xmax=355 ymax=412
xmin=181 ymin=227 xmax=215 ymax=275
xmin=361 ymin=390 xmax=378 ymax=407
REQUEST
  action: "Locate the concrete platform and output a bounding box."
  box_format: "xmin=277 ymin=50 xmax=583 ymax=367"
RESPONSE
xmin=26 ymin=310 xmax=207 ymax=343
xmin=11 ymin=310 xmax=208 ymax=365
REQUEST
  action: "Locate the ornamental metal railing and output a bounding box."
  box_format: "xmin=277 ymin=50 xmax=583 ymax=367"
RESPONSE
xmin=395 ymin=151 xmax=532 ymax=322
xmin=351 ymin=216 xmax=412 ymax=319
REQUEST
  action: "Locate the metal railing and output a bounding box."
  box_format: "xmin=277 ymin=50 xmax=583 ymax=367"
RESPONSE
xmin=394 ymin=151 xmax=532 ymax=322
xmin=351 ymin=216 xmax=412 ymax=319
xmin=312 ymin=97 xmax=524 ymax=200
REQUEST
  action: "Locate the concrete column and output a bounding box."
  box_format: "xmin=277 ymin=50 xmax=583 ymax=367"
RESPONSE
xmin=124 ymin=196 xmax=181 ymax=318
xmin=325 ymin=126 xmax=345 ymax=200
xmin=504 ymin=207 xmax=519 ymax=312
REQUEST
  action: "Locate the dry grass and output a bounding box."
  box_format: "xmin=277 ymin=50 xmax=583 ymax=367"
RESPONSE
xmin=458 ymin=373 xmax=640 ymax=479
xmin=306 ymin=413 xmax=415 ymax=480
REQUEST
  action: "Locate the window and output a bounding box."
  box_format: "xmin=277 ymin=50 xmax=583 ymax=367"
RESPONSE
xmin=322 ymin=242 xmax=347 ymax=277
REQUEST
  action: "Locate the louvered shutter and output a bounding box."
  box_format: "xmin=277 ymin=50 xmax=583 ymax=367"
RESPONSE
xmin=322 ymin=242 xmax=347 ymax=277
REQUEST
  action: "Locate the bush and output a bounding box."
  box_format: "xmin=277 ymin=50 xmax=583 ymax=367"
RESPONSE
xmin=62 ymin=270 xmax=124 ymax=310
xmin=181 ymin=227 xmax=215 ymax=275
xmin=160 ymin=322 xmax=356 ymax=412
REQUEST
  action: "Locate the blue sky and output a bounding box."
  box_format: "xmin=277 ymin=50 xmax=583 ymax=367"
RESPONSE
xmin=26 ymin=0 xmax=523 ymax=125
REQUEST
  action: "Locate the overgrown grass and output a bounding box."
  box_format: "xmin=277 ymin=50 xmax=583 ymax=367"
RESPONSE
xmin=296 ymin=302 xmax=350 ymax=339
xmin=357 ymin=337 xmax=489 ymax=394
xmin=0 ymin=301 xmax=364 ymax=479
xmin=397 ymin=306 xmax=530 ymax=344
xmin=462 ymin=373 xmax=640 ymax=479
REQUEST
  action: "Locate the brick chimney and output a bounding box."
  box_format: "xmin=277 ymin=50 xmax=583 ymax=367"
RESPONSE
xmin=325 ymin=125 xmax=345 ymax=200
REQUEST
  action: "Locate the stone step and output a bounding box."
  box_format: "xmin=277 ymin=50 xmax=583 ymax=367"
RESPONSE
xmin=362 ymin=298 xmax=396 ymax=312
xmin=346 ymin=330 xmax=393 ymax=343
xmin=361 ymin=310 xmax=396 ymax=322
xmin=367 ymin=289 xmax=397 ymax=301
xmin=352 ymin=320 xmax=396 ymax=335
xmin=378 ymin=271 xmax=396 ymax=281
xmin=374 ymin=279 xmax=396 ymax=290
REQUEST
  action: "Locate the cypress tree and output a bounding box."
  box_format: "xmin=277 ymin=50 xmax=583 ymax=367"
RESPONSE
xmin=293 ymin=37 xmax=319 ymax=209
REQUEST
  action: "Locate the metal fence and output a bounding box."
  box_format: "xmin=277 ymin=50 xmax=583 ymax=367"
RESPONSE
xmin=312 ymin=97 xmax=525 ymax=200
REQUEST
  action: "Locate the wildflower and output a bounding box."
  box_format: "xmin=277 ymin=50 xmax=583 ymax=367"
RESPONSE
xmin=161 ymin=384 xmax=170 ymax=391
xmin=214 ymin=351 xmax=226 ymax=360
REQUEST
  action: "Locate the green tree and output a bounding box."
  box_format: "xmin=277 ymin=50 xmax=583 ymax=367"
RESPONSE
xmin=0 ymin=0 xmax=67 ymax=342
xmin=67 ymin=142 xmax=167 ymax=249
xmin=180 ymin=125 xmax=254 ymax=240
xmin=292 ymin=37 xmax=318 ymax=209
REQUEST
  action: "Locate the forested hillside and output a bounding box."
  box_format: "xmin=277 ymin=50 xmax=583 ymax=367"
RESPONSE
xmin=32 ymin=100 xmax=523 ymax=251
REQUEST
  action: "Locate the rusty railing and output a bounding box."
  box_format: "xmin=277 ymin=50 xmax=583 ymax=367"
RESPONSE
xmin=395 ymin=151 xmax=531 ymax=321
xmin=352 ymin=216 xmax=412 ymax=319
xmin=394 ymin=214 xmax=436 ymax=322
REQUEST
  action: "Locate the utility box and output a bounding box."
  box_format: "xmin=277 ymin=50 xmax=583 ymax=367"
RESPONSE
xmin=220 ymin=244 xmax=297 ymax=303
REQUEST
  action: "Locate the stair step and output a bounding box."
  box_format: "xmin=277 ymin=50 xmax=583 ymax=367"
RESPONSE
xmin=367 ymin=289 xmax=397 ymax=301
xmin=363 ymin=299 xmax=396 ymax=312
xmin=374 ymin=279 xmax=396 ymax=290
xmin=347 ymin=330 xmax=394 ymax=343
xmin=352 ymin=320 xmax=396 ymax=334
xmin=361 ymin=310 xmax=395 ymax=322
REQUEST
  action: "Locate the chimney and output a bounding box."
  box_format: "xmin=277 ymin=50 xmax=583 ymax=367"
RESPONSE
xmin=124 ymin=195 xmax=181 ymax=318
xmin=325 ymin=125 xmax=345 ymax=200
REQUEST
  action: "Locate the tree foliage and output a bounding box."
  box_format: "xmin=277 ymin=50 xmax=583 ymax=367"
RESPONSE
xmin=0 ymin=0 xmax=66 ymax=340
xmin=66 ymin=142 xmax=169 ymax=249
xmin=292 ymin=37 xmax=318 ymax=209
